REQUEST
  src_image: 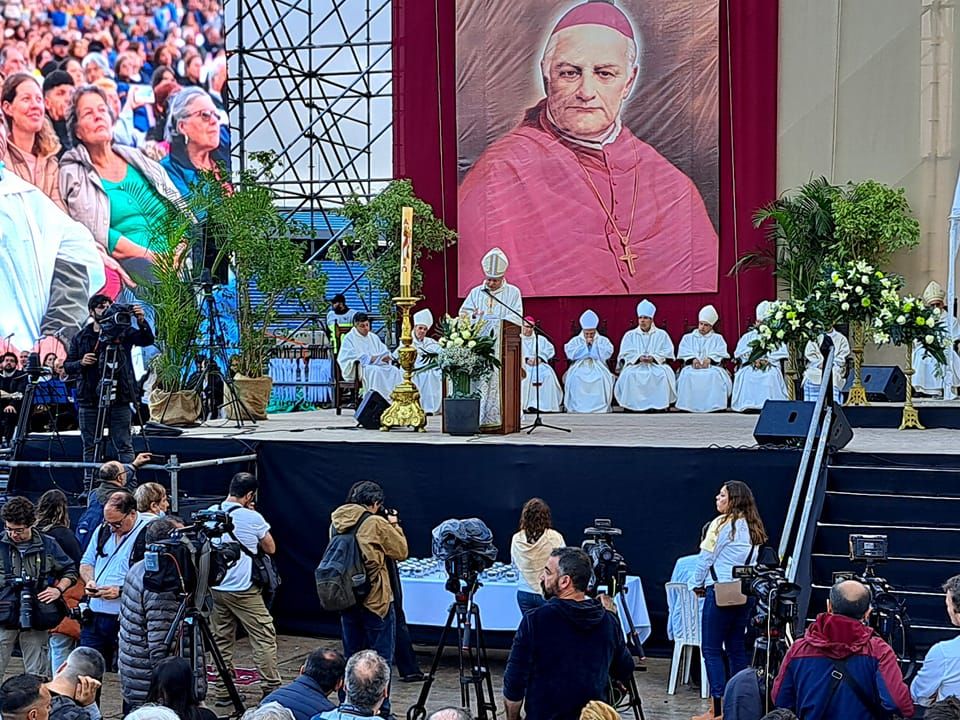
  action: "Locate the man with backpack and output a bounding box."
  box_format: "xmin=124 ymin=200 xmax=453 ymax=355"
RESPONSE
xmin=326 ymin=481 xmax=407 ymax=719
xmin=75 ymin=454 xmax=152 ymax=554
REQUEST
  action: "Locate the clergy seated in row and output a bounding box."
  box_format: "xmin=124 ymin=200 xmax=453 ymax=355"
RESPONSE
xmin=731 ymin=301 xmax=789 ymax=412
xmin=676 ymin=304 xmax=732 ymax=413
xmin=520 ymin=317 xmax=563 ymax=413
xmin=913 ymin=281 xmax=960 ymax=400
xmin=563 ymin=310 xmax=615 ymax=413
xmin=802 ymin=327 xmax=850 ymax=402
xmin=614 ymin=299 xmax=676 ymax=411
xmin=336 ymin=312 xmax=403 ymax=401
xmin=402 ymin=309 xmax=443 ymax=415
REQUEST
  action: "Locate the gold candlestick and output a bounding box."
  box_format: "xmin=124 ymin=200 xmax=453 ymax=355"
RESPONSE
xmin=380 ymin=295 xmax=427 ymax=432
xmin=845 ymin=320 xmax=869 ymax=407
xmin=899 ymin=347 xmax=924 ymax=430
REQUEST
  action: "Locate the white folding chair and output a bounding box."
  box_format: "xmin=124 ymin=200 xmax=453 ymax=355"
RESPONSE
xmin=665 ymin=581 xmax=708 ymax=698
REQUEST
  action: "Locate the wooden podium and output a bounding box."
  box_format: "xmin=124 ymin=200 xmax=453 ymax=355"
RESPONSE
xmin=481 ymin=321 xmax=521 ymax=435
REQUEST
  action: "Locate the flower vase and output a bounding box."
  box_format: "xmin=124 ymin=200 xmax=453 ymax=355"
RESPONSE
xmin=444 ymin=372 xmax=479 ymax=435
xmin=899 ymin=348 xmax=924 ymax=430
xmin=845 ymin=321 xmax=869 ymax=407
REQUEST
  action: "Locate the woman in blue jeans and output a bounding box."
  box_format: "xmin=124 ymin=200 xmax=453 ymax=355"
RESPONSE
xmin=690 ymin=480 xmax=767 ymax=720
xmin=510 ymin=498 xmax=565 ymax=616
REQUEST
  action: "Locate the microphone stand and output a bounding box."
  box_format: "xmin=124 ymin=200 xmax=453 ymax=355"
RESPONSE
xmin=480 ymin=289 xmax=570 ymax=434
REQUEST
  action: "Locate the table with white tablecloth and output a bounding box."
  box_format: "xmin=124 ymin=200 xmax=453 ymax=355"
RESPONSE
xmin=400 ymin=571 xmax=651 ymax=643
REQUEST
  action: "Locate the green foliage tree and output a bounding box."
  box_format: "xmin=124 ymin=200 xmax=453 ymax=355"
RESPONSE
xmin=832 ymin=180 xmax=921 ymax=266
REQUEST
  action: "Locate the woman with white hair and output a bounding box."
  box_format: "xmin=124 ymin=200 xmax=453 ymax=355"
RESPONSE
xmin=160 ymin=85 xmax=230 ymax=197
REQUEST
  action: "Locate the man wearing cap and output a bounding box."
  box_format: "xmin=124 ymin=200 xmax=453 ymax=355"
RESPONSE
xmin=614 ymin=299 xmax=676 ymax=411
xmin=458 ymin=0 xmax=717 ymax=298
xmin=521 ymin=317 xmax=562 ymax=413
xmin=912 ymin=280 xmax=960 ymax=399
xmin=337 ymin=312 xmax=402 ymax=403
xmin=564 ymin=310 xmax=614 ymax=413
xmin=43 ymin=70 xmax=75 ymax=156
xmin=398 ymin=309 xmax=442 ymax=414
xmin=459 ymin=247 xmax=523 ymax=325
xmin=676 ymin=305 xmax=731 ymax=413
xmin=731 ymin=301 xmax=788 ymax=412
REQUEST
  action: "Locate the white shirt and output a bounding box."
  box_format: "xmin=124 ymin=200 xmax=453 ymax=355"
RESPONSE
xmin=690 ymin=517 xmax=754 ymax=588
xmin=81 ymin=512 xmax=150 ymax=615
xmin=458 ymin=282 xmax=523 ymax=325
xmin=326 ymin=308 xmax=357 ymax=331
xmin=209 ymin=501 xmax=270 ymax=592
xmin=911 ymin=633 xmax=960 ymax=706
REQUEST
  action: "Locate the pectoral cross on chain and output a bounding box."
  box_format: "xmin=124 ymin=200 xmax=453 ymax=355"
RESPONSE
xmin=619 ymin=249 xmax=638 ymax=276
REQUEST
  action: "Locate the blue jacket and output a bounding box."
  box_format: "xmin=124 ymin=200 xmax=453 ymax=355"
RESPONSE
xmin=261 ymin=676 xmax=335 ymax=720
xmin=160 ymin=127 xmax=232 ymax=198
xmin=773 ymin=613 xmax=914 ymax=719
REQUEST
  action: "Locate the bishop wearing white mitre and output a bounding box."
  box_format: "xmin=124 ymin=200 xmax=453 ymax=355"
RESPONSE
xmin=912 ymin=281 xmax=960 ymax=399
xmin=676 ymin=304 xmax=732 ymax=413
xmin=802 ymin=327 xmax=849 ymax=402
xmin=731 ymin=301 xmax=788 ymax=412
xmin=520 ymin=317 xmax=563 ymax=412
xmin=398 ymin=309 xmax=443 ymax=414
xmin=563 ymin=310 xmax=615 ymax=414
xmin=458 ymin=247 xmax=523 ymax=325
xmin=337 ymin=313 xmax=403 ymax=400
xmin=614 ymin=299 xmax=676 ymax=411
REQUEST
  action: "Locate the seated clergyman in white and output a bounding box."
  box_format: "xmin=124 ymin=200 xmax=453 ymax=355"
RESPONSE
xmin=676 ymin=304 xmax=731 ymax=413
xmin=520 ymin=316 xmax=563 ymax=413
xmin=563 ymin=310 xmax=614 ymax=414
xmin=402 ymin=308 xmax=442 ymax=414
xmin=912 ymin=281 xmax=960 ymax=400
xmin=614 ymin=299 xmax=676 ymax=411
xmin=731 ymin=300 xmax=788 ymax=412
xmin=337 ymin=312 xmax=402 ymax=400
xmin=803 ymin=327 xmax=849 ymax=402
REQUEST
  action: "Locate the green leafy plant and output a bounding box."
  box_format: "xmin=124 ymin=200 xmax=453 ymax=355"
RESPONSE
xmin=333 ymin=180 xmax=457 ymax=319
xmin=832 ymin=180 xmax=921 ymax=266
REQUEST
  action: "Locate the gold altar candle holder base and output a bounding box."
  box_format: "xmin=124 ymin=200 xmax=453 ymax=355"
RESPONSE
xmin=845 ymin=323 xmax=870 ymax=407
xmin=899 ymin=353 xmax=924 ymax=430
xmin=380 ymin=295 xmax=427 ymax=433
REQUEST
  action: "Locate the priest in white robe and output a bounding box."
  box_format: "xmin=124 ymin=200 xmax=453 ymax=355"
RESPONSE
xmin=614 ymin=299 xmax=676 ymax=411
xmin=521 ymin=317 xmax=563 ymax=412
xmin=402 ymin=309 xmax=443 ymax=414
xmin=912 ymin=281 xmax=960 ymax=399
xmin=731 ymin=301 xmax=789 ymax=412
xmin=563 ymin=310 xmax=614 ymax=413
xmin=676 ymin=305 xmax=732 ymax=413
xmin=803 ymin=328 xmax=850 ymax=402
xmin=337 ymin=313 xmax=403 ymax=401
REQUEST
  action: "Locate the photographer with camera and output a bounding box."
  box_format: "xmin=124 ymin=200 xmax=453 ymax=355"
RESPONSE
xmin=0 ymin=497 xmax=78 ymax=677
xmin=911 ymin=575 xmax=960 ymax=709
xmin=772 ymin=579 xmax=914 ymax=718
xmin=502 ymin=547 xmax=634 ymax=720
xmin=689 ymin=481 xmax=768 ymax=720
xmin=64 ymin=294 xmax=154 ymax=476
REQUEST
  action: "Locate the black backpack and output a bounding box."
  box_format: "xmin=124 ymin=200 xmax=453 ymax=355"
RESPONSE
xmin=75 ymin=495 xmax=106 ymax=554
xmin=315 ymin=512 xmax=372 ymax=612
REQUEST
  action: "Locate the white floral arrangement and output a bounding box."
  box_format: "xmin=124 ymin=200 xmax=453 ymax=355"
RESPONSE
xmin=815 ymin=261 xmax=903 ymax=325
xmin=872 ymin=294 xmax=947 ymax=364
xmin=423 ymin=315 xmax=501 ymax=397
xmin=749 ymin=299 xmax=823 ymax=364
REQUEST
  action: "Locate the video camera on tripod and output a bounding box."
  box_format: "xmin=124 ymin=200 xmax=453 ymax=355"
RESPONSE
xmin=581 ymin=519 xmax=628 ymax=595
xmin=97 ymin=303 xmax=135 ymax=343
xmin=431 ymin=518 xmax=497 ymax=596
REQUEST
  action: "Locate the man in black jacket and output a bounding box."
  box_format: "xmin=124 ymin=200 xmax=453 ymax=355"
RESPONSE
xmin=64 ymin=295 xmax=153 ymax=478
xmin=0 ymin=352 xmax=25 ymax=444
xmin=502 ymin=547 xmax=634 ymax=720
xmin=46 ymin=647 xmax=104 ymax=720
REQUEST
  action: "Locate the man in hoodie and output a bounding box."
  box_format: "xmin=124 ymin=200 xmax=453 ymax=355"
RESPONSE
xmin=331 ymin=481 xmax=408 ymax=718
xmin=772 ymin=579 xmax=914 ymax=718
xmin=502 ymin=547 xmax=634 ymax=720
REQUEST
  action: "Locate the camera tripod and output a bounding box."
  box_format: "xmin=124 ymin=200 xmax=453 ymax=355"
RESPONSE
xmin=407 ymin=576 xmax=497 ymax=720
xmin=608 ymin=583 xmax=646 ymax=720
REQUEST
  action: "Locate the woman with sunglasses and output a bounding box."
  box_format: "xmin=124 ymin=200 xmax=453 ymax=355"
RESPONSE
xmin=160 ymin=86 xmax=230 ymax=197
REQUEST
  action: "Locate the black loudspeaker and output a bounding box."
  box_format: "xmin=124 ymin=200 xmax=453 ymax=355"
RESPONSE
xmin=354 ymin=391 xmax=390 ymax=429
xmin=840 ymin=366 xmax=906 ymax=402
xmin=753 ymin=400 xmax=853 ymax=451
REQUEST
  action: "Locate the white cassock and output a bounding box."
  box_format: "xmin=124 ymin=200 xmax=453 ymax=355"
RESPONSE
xmin=337 ymin=327 xmax=403 ymax=400
xmin=458 ymin=282 xmax=524 ymax=325
xmin=0 ymin=173 xmax=104 ymax=352
xmin=396 ymin=336 xmax=443 ymax=414
xmin=803 ymin=330 xmax=849 ymax=402
xmin=521 ymin=333 xmax=562 ymax=412
xmin=731 ymin=330 xmax=788 ymax=412
xmin=563 ymin=333 xmax=615 ymax=413
xmin=912 ymin=315 xmax=960 ymax=399
xmin=614 ymin=327 xmax=676 ymax=411
xmin=676 ymin=331 xmax=732 ymax=413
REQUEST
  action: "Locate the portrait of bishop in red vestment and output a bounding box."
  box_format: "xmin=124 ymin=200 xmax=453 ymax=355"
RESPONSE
xmin=457 ymin=0 xmax=719 ymax=298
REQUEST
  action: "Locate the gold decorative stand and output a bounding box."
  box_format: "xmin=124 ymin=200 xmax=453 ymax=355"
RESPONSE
xmin=845 ymin=321 xmax=869 ymax=407
xmin=899 ymin=348 xmax=924 ymax=430
xmin=380 ymin=295 xmax=427 ymax=432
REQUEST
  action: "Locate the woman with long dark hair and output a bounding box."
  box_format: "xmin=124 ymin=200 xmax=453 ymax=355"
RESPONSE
xmin=146 ymin=656 xmax=216 ymax=720
xmin=510 ymin=498 xmax=565 ymax=616
xmin=690 ymin=481 xmax=767 ymax=720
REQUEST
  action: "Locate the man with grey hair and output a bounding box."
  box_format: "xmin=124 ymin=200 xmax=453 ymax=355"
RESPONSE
xmin=241 ymin=702 xmax=295 ymax=720
xmin=317 ymin=650 xmax=389 ymax=719
xmin=45 ymin=647 xmax=105 ymax=720
xmin=458 ymin=0 xmax=718 ymax=298
xmin=427 ymin=709 xmax=474 ymax=720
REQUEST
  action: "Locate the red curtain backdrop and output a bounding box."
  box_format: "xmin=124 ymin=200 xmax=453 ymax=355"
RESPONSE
xmin=393 ymin=0 xmax=778 ymax=370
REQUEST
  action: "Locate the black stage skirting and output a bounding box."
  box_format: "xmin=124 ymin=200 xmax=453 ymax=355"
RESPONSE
xmin=844 ymin=404 xmax=960 ymax=429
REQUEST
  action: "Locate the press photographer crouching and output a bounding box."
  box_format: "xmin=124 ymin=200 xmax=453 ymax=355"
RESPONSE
xmin=0 ymin=497 xmax=78 ymax=677
xmin=64 ymin=294 xmax=154 ymax=477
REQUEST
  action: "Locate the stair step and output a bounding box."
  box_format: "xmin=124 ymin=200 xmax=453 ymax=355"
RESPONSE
xmin=815 ymin=524 xmax=960 ymax=561
xmin=812 ymin=554 xmax=960 ymax=594
xmin=821 ymin=492 xmax=960 ymax=528
xmin=827 ymin=465 xmax=960 ymax=498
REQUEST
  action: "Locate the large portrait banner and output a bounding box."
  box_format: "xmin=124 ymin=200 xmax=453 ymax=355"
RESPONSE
xmin=457 ymin=0 xmax=720 ymax=298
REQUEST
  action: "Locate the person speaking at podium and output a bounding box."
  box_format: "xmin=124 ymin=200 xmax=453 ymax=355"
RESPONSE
xmin=458 ymin=247 xmax=523 ymax=325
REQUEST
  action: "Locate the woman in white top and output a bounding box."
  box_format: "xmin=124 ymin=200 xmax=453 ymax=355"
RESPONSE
xmin=510 ymin=498 xmax=565 ymax=617
xmin=912 ymin=574 xmax=960 ymax=708
xmin=690 ymin=481 xmax=767 ymax=720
